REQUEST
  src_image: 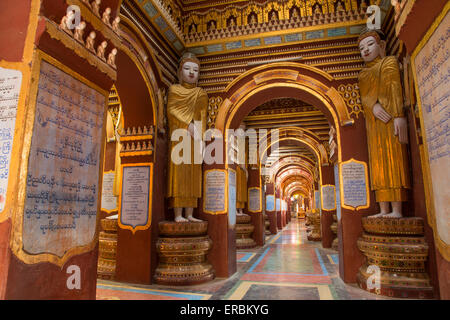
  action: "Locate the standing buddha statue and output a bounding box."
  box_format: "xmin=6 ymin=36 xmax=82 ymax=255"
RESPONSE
xmin=166 ymin=53 xmax=207 ymax=223
xmin=357 ymin=29 xmax=410 ymax=218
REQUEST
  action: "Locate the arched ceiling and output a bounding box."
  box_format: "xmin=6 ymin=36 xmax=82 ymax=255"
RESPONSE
xmin=244 ymin=98 xmax=330 ymax=142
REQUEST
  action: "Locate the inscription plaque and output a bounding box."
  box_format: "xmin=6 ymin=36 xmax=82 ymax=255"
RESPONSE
xmin=266 ymin=195 xmax=275 ymax=211
xmin=120 ymin=165 xmax=151 ymax=230
xmin=0 ymin=67 xmax=22 ymax=212
xmin=340 ymin=159 xmax=369 ymax=210
xmin=321 ymin=185 xmax=336 ymax=211
xmin=413 ymin=8 xmax=450 ymax=247
xmin=248 ymin=187 xmax=261 ymax=212
xmin=228 ymin=169 xmax=236 ymax=226
xmin=23 ymin=61 xmax=105 ymax=256
xmin=204 ymin=170 xmax=226 ymax=214
xmin=101 ymin=171 xmax=118 ymax=212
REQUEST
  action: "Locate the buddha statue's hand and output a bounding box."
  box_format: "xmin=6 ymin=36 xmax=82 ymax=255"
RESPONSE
xmin=188 ymin=122 xmax=195 ymax=138
xmin=394 ymin=117 xmax=409 ymax=144
xmin=372 ymin=103 xmax=392 ymax=123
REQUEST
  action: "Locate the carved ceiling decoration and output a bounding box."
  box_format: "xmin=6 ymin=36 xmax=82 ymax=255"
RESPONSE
xmin=265 ymin=146 xmax=316 ymax=167
xmin=134 ymin=0 xmax=384 ymax=49
xmin=244 ymin=98 xmax=330 ymax=141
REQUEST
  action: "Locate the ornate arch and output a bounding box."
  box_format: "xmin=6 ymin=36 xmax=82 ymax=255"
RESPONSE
xmin=117 ymin=15 xmax=164 ymax=128
xmin=216 ymin=62 xmax=351 ymax=165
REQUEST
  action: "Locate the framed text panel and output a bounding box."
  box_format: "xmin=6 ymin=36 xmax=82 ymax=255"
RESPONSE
xmin=411 ymin=3 xmax=450 ymax=260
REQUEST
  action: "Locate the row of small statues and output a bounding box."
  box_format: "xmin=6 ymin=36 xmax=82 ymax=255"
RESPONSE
xmin=60 ymin=9 xmax=117 ymax=67
xmin=80 ymin=0 xmax=121 ymax=32
xmin=120 ymin=126 xmax=154 ymax=136
xmin=121 ymin=141 xmax=153 ymax=152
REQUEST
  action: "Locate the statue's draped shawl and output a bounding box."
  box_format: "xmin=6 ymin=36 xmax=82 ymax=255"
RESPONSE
xmin=167 ymin=83 xmax=206 ymax=126
xmin=166 ymin=82 xmax=208 ymax=208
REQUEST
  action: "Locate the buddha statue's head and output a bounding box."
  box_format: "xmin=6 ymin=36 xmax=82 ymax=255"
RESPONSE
xmin=358 ymin=28 xmax=386 ymax=63
xmin=178 ymin=52 xmax=200 ymax=85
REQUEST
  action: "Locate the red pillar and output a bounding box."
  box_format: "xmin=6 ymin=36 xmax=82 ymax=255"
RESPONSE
xmin=246 ymin=166 xmax=264 ymax=246
xmin=0 ymin=0 xmax=118 ymax=299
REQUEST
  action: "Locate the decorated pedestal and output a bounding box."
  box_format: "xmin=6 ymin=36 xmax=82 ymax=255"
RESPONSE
xmin=331 ymin=214 xmax=338 ymax=251
xmin=307 ymin=210 xmax=321 ymax=241
xmin=236 ymin=214 xmax=257 ymax=249
xmin=264 ymin=214 xmax=271 ymax=236
xmin=154 ymin=221 xmax=215 ymax=285
xmin=357 ymin=217 xmax=434 ymax=299
xmin=97 ymin=218 xmax=118 ymax=280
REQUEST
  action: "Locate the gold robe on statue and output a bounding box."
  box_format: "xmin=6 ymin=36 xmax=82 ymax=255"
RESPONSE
xmin=358 ymin=56 xmax=410 ymax=202
xmin=167 ymin=82 xmax=207 ymax=208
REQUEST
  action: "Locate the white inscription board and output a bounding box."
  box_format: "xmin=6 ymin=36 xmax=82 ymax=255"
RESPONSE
xmin=204 ymin=170 xmax=226 ymax=213
xmin=321 ymin=185 xmax=336 ymax=211
xmin=101 ymin=171 xmax=118 ymax=212
xmin=228 ymin=169 xmax=236 ymax=226
xmin=248 ymin=188 xmax=261 ymax=212
xmin=266 ymin=195 xmax=275 ymax=211
xmin=341 ymin=160 xmax=369 ymax=209
xmin=0 ymin=67 xmax=22 ymax=212
xmin=23 ymin=61 xmax=105 ymax=256
xmin=120 ymin=166 xmax=151 ymax=228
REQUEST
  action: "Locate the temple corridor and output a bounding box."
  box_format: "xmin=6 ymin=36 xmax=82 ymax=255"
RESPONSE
xmin=96 ymin=219 xmax=389 ymax=300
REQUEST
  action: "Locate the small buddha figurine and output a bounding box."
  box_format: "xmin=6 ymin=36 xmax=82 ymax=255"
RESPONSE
xmin=112 ymin=16 xmax=121 ymax=33
xmin=270 ymin=11 xmax=278 ymax=22
xmin=208 ymin=20 xmax=216 ymax=32
xmin=314 ymin=5 xmax=322 ymax=15
xmin=336 ymin=1 xmax=345 ymax=13
xmin=97 ymin=40 xmax=108 ymax=60
xmin=107 ymin=48 xmax=118 ymax=67
xmin=291 ymin=8 xmax=300 ymax=21
xmin=91 ymin=0 xmax=101 ymax=17
xmin=86 ymin=31 xmax=96 ymax=52
xmin=229 ymin=18 xmax=236 ymax=28
xmin=60 ymin=10 xmax=76 ymax=34
xmin=102 ymin=7 xmax=111 ymax=25
xmin=166 ymin=52 xmax=207 ymax=223
xmin=74 ymin=21 xmax=86 ymax=43
xmin=249 ymin=14 xmax=257 ymax=25
xmin=357 ymin=28 xmax=410 ymax=218
xmin=189 ymin=24 xmax=196 ymax=34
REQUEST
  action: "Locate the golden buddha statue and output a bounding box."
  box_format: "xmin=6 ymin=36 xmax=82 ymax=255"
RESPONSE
xmin=167 ymin=53 xmax=207 ymax=223
xmin=249 ymin=14 xmax=257 ymax=25
xmin=357 ymin=29 xmax=410 ymax=218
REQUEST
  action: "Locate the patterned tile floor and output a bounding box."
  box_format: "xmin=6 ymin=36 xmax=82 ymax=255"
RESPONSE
xmin=97 ymin=219 xmax=391 ymax=300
